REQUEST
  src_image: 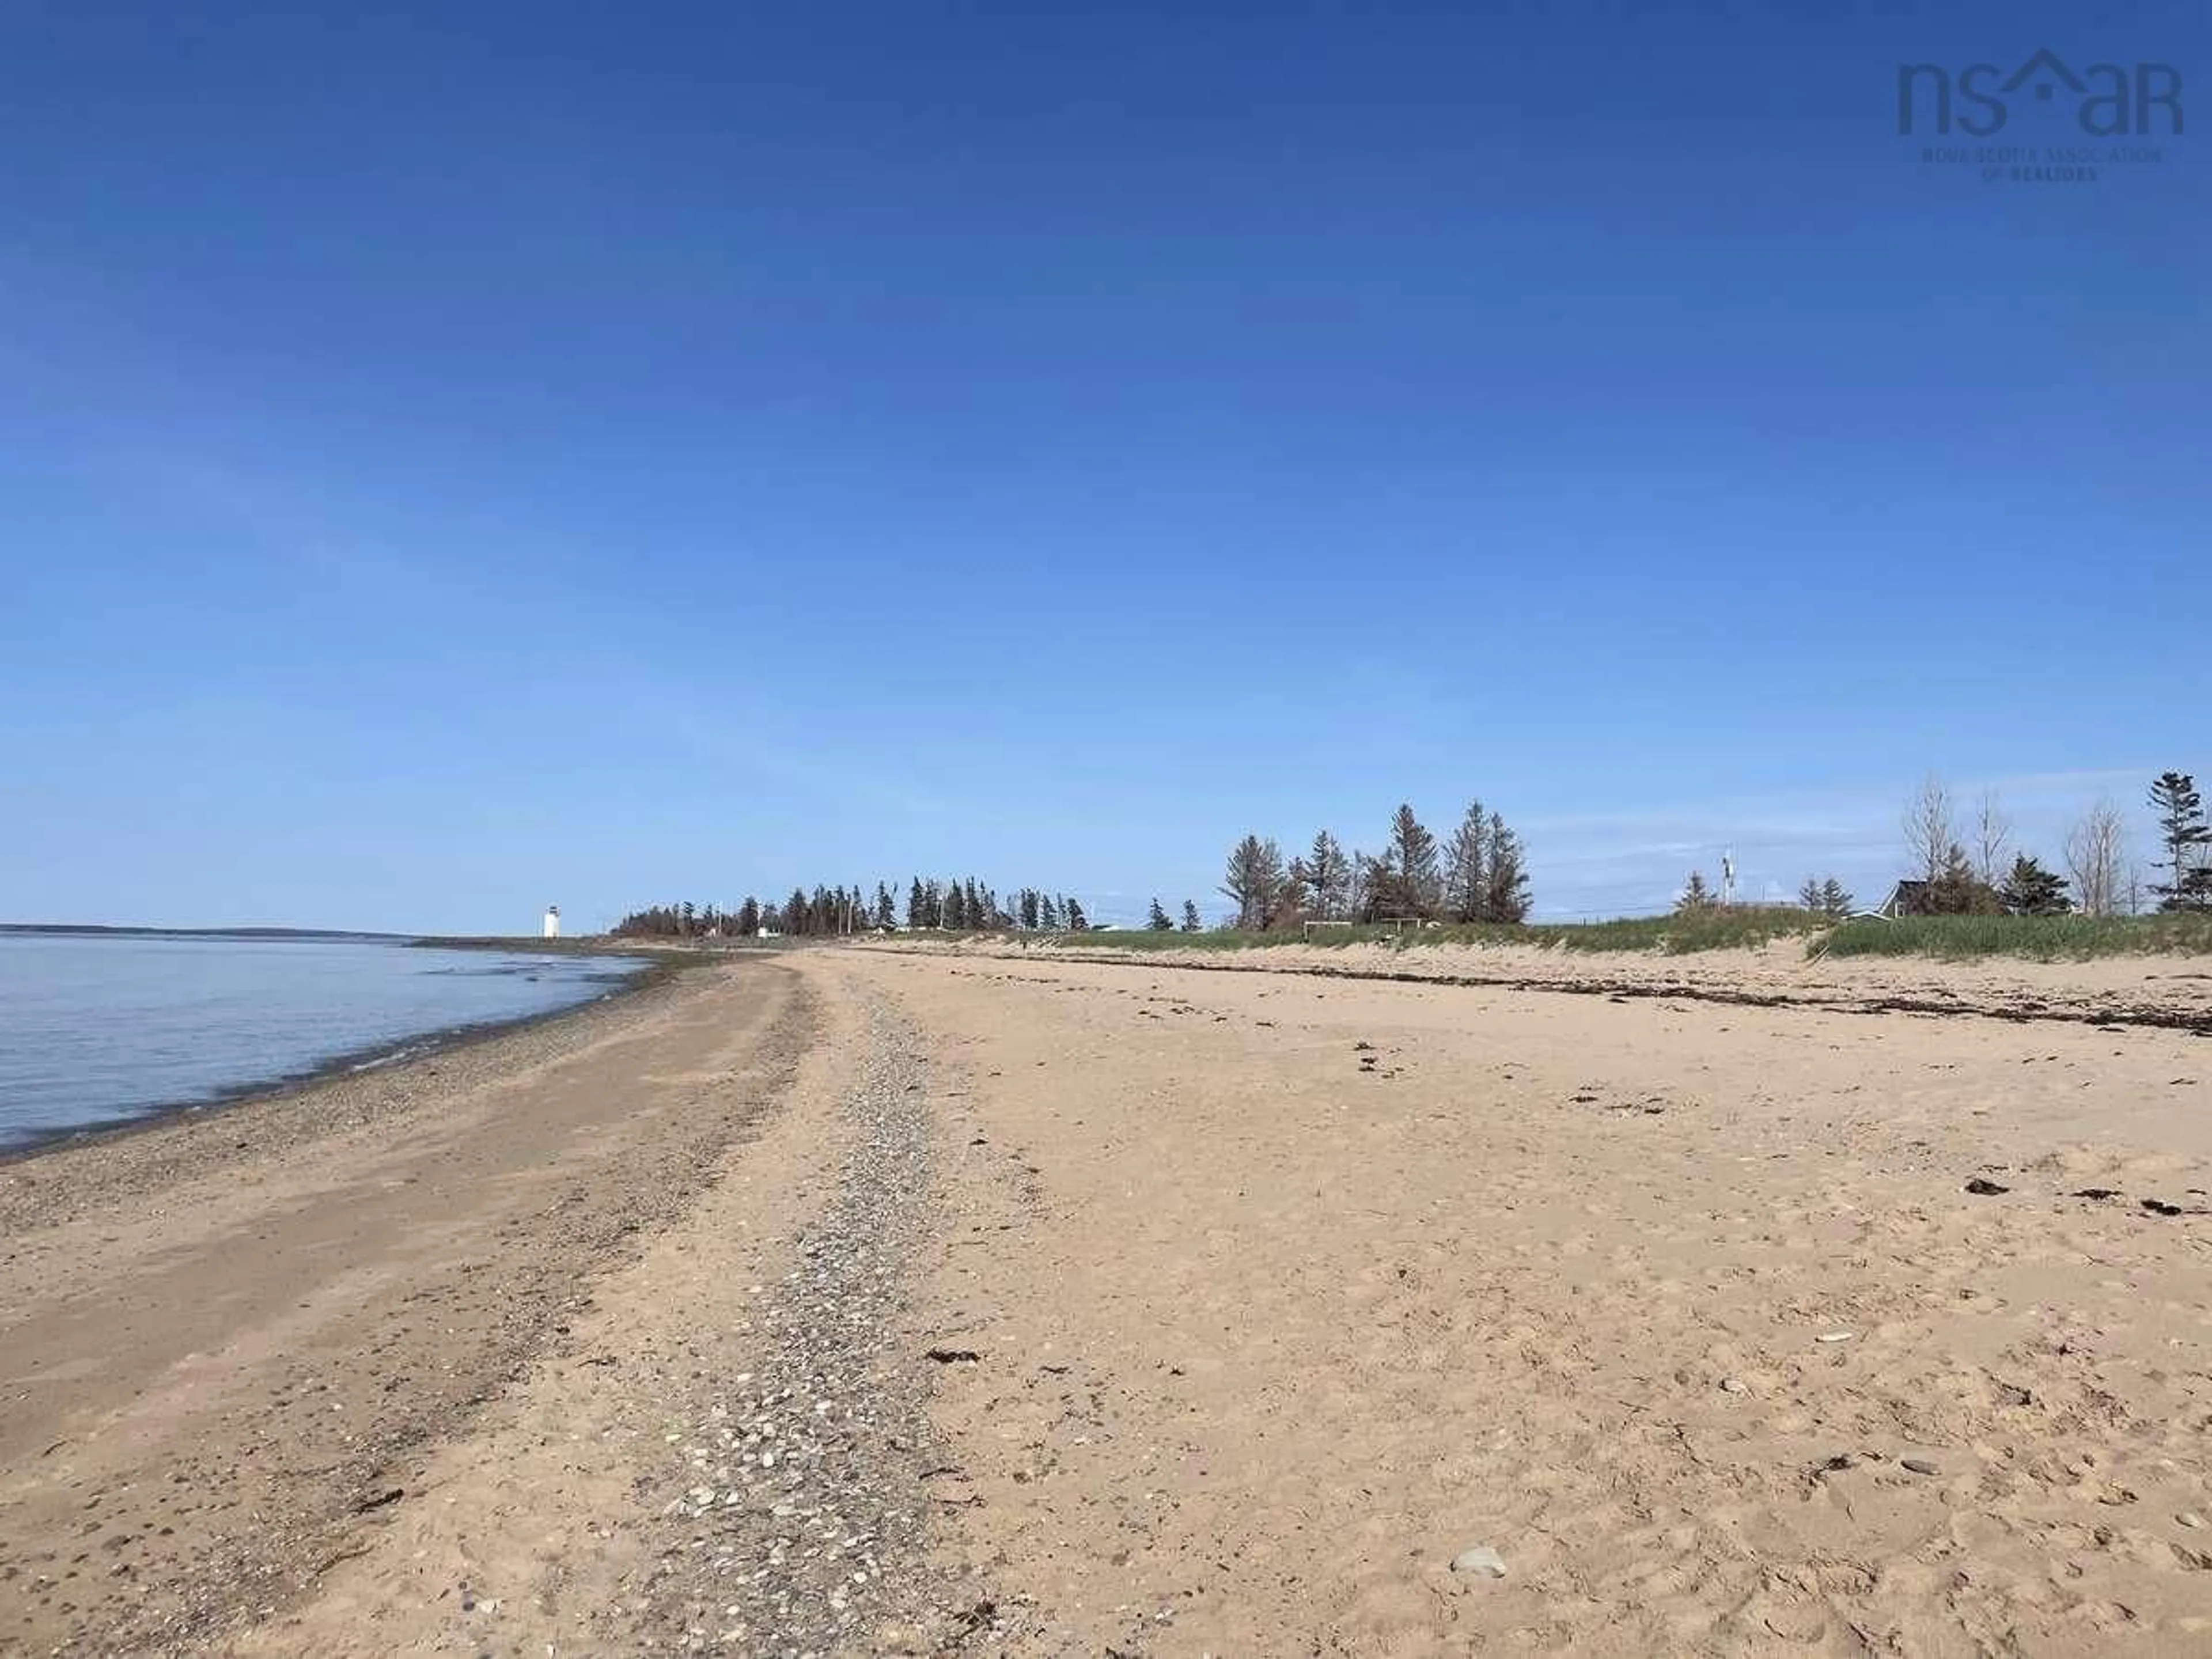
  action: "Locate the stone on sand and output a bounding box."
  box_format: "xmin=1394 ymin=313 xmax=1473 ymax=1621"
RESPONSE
xmin=1449 ymin=1545 xmax=1507 ymax=1578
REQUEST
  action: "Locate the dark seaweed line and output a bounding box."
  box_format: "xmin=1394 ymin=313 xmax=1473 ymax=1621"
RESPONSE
xmin=861 ymin=944 xmax=2212 ymax=1039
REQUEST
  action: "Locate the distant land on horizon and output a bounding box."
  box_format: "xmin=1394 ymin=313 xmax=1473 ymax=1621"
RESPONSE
xmin=0 ymin=922 xmax=411 ymax=941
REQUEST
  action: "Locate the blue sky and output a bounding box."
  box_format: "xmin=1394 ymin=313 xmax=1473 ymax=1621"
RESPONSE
xmin=1 ymin=1 xmax=2203 ymax=930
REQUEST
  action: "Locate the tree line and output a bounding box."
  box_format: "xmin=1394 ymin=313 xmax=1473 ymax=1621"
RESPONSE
xmin=608 ymin=798 xmax=1539 ymax=943
xmin=1213 ymin=800 xmax=1532 ymax=930
xmin=608 ymin=769 xmax=2207 ymax=942
xmin=1676 ymin=768 xmax=2211 ymax=921
xmin=1888 ymin=770 xmax=2209 ymax=917
xmin=610 ymin=880 xmax=1091 ymax=939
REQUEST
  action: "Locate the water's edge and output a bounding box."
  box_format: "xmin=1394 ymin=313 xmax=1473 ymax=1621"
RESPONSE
xmin=0 ymin=952 xmax=684 ymax=1167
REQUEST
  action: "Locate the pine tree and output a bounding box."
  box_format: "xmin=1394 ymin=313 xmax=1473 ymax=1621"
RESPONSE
xmin=1998 ymin=854 xmax=2071 ymax=915
xmin=943 ymin=881 xmax=966 ymax=930
xmin=1221 ymin=834 xmax=1287 ymax=929
xmin=1677 ymin=871 xmax=1716 ymax=912
xmin=1819 ymin=877 xmax=1853 ymax=918
xmin=1181 ymin=899 xmax=1202 ymax=931
xmin=737 ymin=896 xmax=761 ymax=936
xmin=1304 ymin=830 xmax=1350 ymax=920
xmin=2150 ymin=772 xmax=2212 ymax=912
xmin=1065 ymin=898 xmax=1088 ymax=930
xmin=1482 ymin=812 xmax=1531 ymax=922
xmin=1797 ymin=876 xmax=1824 ymax=912
xmin=1020 ymin=889 xmax=1040 ymax=930
xmin=1147 ymin=897 xmax=1174 ymax=930
xmin=1926 ymin=843 xmax=2003 ymax=914
xmin=1041 ymin=893 xmax=1062 ymax=930
xmin=1444 ymin=801 xmax=1488 ymax=922
xmin=1389 ymin=805 xmax=1442 ymax=919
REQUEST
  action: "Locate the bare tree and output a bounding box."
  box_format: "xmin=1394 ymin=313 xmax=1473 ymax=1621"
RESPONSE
xmin=1973 ymin=787 xmax=2013 ymax=885
xmin=2063 ymin=800 xmax=2128 ymax=917
xmin=1349 ymin=850 xmax=1377 ymax=922
xmin=1902 ymin=773 xmax=1957 ymax=884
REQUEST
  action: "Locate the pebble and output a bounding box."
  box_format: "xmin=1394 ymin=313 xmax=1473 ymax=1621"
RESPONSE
xmin=1449 ymin=1545 xmax=1507 ymax=1578
xmin=1816 ymin=1332 xmax=1854 ymax=1344
xmin=2181 ymin=1512 xmax=2206 ymax=1529
xmin=1720 ymin=1378 xmax=1748 ymax=1394
xmin=1902 ymin=1458 xmax=1940 ymax=1476
xmin=638 ymin=1003 xmax=967 ymax=1649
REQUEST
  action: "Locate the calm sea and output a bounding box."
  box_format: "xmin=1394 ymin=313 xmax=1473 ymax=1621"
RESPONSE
xmin=0 ymin=931 xmax=650 ymax=1153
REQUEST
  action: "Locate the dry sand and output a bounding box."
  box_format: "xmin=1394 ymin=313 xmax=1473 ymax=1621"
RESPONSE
xmin=3 ymin=943 xmax=2210 ymax=1654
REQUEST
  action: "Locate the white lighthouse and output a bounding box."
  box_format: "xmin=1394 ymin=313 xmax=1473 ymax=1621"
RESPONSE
xmin=542 ymin=905 xmax=561 ymax=939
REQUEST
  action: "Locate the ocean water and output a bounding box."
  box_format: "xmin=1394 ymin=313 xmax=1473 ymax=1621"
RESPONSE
xmin=0 ymin=931 xmax=650 ymax=1153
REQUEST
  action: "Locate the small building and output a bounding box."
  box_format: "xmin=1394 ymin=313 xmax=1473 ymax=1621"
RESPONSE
xmin=543 ymin=905 xmax=561 ymax=939
xmin=1877 ymin=880 xmax=1931 ymax=918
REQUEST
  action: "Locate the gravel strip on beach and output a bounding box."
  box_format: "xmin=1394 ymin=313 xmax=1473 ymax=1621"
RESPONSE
xmin=640 ymin=997 xmax=997 ymax=1656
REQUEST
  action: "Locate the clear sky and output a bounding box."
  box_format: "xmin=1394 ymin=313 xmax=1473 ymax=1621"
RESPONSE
xmin=2 ymin=1 xmax=2203 ymax=931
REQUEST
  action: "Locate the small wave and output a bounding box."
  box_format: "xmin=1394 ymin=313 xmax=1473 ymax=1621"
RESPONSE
xmin=350 ymin=1044 xmax=422 ymax=1073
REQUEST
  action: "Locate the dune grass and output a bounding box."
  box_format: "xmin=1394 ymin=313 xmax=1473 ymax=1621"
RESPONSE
xmin=1054 ymin=905 xmax=1829 ymax=956
xmin=1513 ymin=906 xmax=1832 ymax=954
xmin=1816 ymin=912 xmax=2212 ymax=961
xmin=1043 ymin=907 xmax=2212 ymax=962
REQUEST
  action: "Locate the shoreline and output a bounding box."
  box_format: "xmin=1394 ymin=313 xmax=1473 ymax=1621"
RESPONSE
xmin=0 ymin=955 xmax=806 ymax=1654
xmin=408 ymin=933 xmax=794 ymax=957
xmin=9 ymin=948 xmax=2212 ymax=1650
xmin=0 ymin=950 xmax=687 ymax=1178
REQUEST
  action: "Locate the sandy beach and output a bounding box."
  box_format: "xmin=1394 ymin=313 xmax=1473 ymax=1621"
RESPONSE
xmin=4 ymin=944 xmax=2211 ymax=1654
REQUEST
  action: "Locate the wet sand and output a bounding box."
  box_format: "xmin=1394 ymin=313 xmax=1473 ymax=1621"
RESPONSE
xmin=0 ymin=962 xmax=816 ymax=1653
xmin=5 ymin=945 xmax=2211 ymax=1654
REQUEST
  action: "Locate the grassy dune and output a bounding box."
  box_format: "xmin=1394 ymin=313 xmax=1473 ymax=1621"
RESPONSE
xmin=1040 ymin=907 xmax=2212 ymax=962
xmin=1818 ymin=912 xmax=2212 ymax=961
xmin=1059 ymin=905 xmax=1828 ymax=956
